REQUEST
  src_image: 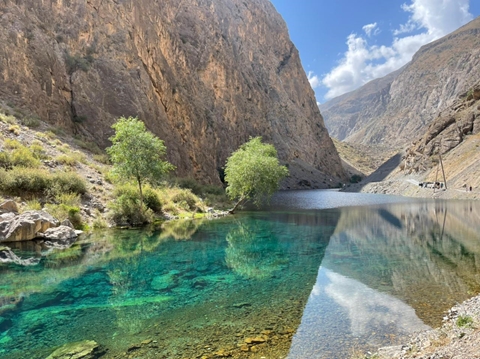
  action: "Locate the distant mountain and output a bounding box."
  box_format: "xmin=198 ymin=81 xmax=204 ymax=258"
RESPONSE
xmin=321 ymin=17 xmax=480 ymax=148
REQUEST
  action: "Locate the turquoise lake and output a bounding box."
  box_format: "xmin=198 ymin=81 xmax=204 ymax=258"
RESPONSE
xmin=1 ymin=190 xmax=480 ymax=358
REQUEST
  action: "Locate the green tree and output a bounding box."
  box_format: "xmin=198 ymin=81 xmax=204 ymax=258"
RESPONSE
xmin=224 ymin=137 xmax=289 ymax=213
xmin=106 ymin=116 xmax=174 ymax=210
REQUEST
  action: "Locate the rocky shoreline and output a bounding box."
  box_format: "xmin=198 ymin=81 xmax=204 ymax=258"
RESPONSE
xmin=374 ymin=294 xmax=480 ymax=359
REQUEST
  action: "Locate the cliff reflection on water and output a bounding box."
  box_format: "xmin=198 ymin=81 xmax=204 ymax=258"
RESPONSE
xmin=1 ymin=192 xmax=480 ymax=359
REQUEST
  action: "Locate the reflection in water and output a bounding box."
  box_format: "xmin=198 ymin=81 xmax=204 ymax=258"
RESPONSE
xmin=0 ymin=192 xmax=479 ymax=359
xmin=289 ymin=268 xmax=429 ymax=359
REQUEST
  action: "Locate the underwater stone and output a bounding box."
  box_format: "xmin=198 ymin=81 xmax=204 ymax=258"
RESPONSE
xmin=45 ymin=340 xmax=103 ymax=359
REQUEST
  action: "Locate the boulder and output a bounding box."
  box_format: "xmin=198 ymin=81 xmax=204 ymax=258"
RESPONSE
xmin=43 ymin=226 xmax=81 ymax=241
xmin=46 ymin=340 xmax=104 ymax=359
xmin=0 ymin=210 xmax=59 ymax=242
xmin=0 ymin=200 xmax=18 ymax=214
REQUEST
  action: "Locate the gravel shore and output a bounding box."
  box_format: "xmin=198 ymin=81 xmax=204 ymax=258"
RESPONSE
xmin=374 ymin=283 xmax=480 ymax=359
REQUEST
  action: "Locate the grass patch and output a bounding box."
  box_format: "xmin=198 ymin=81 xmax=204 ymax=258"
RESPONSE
xmin=456 ymin=315 xmax=474 ymax=328
xmin=0 ymin=113 xmax=17 ymax=124
xmin=8 ymin=124 xmax=21 ymax=135
xmin=56 ymin=154 xmax=77 ymax=167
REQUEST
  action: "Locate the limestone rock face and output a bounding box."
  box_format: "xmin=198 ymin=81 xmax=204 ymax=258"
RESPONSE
xmin=0 ymin=210 xmax=59 ymax=242
xmin=0 ymin=0 xmax=346 ymax=187
xmin=321 ymin=17 xmax=480 ymax=148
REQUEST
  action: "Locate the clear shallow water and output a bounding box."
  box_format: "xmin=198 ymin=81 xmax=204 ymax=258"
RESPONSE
xmin=1 ymin=191 xmax=480 ymax=359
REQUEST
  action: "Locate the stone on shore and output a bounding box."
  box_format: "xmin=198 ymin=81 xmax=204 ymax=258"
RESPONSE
xmin=46 ymin=340 xmax=103 ymax=359
xmin=0 ymin=210 xmax=59 ymax=242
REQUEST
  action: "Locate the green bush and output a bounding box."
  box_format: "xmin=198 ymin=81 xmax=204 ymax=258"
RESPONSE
xmin=0 ymin=113 xmax=17 ymax=124
xmin=4 ymin=139 xmax=22 ymax=149
xmin=456 ymin=315 xmax=474 ymax=328
xmin=29 ymin=142 xmax=49 ymax=160
xmin=56 ymin=154 xmax=77 ymax=167
xmin=51 ymin=172 xmax=87 ymax=195
xmin=143 ymin=187 xmax=162 ymax=212
xmin=110 ymin=185 xmax=153 ymax=225
xmin=0 ymin=151 xmax=11 ymax=169
xmin=0 ymin=167 xmax=50 ymax=196
xmin=45 ymin=203 xmax=83 ymax=229
xmin=11 ymin=146 xmax=41 ymax=168
xmin=171 ymin=189 xmax=197 ymax=211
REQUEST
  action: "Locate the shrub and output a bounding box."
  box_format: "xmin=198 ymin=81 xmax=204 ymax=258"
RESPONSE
xmin=110 ymin=186 xmax=152 ymax=225
xmin=56 ymin=154 xmax=77 ymax=167
xmin=143 ymin=187 xmax=162 ymax=212
xmin=93 ymin=153 xmax=110 ymax=164
xmin=24 ymin=199 xmax=42 ymax=211
xmin=171 ymin=189 xmax=198 ymax=211
xmin=11 ymin=146 xmax=41 ymax=168
xmin=4 ymin=139 xmax=22 ymax=149
xmin=0 ymin=113 xmax=17 ymax=124
xmin=456 ymin=315 xmax=474 ymax=328
xmin=29 ymin=142 xmax=49 ymax=160
xmin=0 ymin=151 xmax=12 ymax=169
xmin=8 ymin=124 xmax=21 ymax=135
xmin=21 ymin=116 xmax=40 ymax=128
xmin=51 ymin=172 xmax=87 ymax=195
xmin=45 ymin=203 xmax=83 ymax=229
xmin=0 ymin=168 xmax=50 ymax=196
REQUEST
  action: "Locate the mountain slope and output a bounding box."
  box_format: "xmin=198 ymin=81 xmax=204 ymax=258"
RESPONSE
xmin=321 ymin=17 xmax=480 ymax=148
xmin=0 ymin=0 xmax=346 ymax=188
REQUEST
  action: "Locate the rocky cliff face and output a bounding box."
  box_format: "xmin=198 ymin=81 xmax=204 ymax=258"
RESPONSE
xmin=321 ymin=17 xmax=480 ymax=148
xmin=0 ymin=0 xmax=346 ymax=188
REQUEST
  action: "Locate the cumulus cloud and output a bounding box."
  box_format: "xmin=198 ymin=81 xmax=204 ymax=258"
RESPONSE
xmin=308 ymin=71 xmax=320 ymax=89
xmin=362 ymin=22 xmax=379 ymax=37
xmin=322 ymin=0 xmax=473 ymax=100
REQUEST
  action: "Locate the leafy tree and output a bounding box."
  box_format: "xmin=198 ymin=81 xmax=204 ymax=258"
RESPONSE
xmin=107 ymin=116 xmax=174 ymax=211
xmin=224 ymin=137 xmax=288 ymax=213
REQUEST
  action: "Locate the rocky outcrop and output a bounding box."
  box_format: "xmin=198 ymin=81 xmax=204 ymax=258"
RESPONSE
xmin=42 ymin=225 xmax=83 ymax=241
xmin=0 ymin=0 xmax=346 ymax=188
xmin=321 ymin=17 xmax=480 ymax=148
xmin=0 ymin=210 xmax=59 ymax=242
xmin=0 ymin=200 xmax=19 ymax=214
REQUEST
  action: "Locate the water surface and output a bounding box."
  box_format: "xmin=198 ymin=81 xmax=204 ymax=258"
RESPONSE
xmin=1 ymin=191 xmax=480 ymax=358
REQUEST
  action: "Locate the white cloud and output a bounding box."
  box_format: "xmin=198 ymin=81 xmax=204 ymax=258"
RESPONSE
xmin=362 ymin=22 xmax=379 ymax=37
xmin=322 ymin=0 xmax=473 ymax=100
xmin=308 ymin=71 xmax=320 ymax=89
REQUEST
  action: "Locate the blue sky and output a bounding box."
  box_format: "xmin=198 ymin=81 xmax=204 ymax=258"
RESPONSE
xmin=270 ymin=0 xmax=480 ymax=103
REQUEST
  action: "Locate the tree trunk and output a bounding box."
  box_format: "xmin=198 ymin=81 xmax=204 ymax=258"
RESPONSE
xmin=137 ymin=177 xmax=144 ymax=215
xmin=229 ymin=197 xmax=246 ymax=214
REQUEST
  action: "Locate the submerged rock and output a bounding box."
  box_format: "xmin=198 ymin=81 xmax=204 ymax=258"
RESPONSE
xmin=46 ymin=340 xmax=104 ymax=359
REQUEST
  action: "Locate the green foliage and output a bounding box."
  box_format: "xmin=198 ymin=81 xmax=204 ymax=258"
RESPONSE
xmin=143 ymin=187 xmax=162 ymax=213
xmin=93 ymin=153 xmax=110 ymax=164
xmin=51 ymin=172 xmax=87 ymax=196
xmin=10 ymin=146 xmax=41 ymax=168
xmin=8 ymin=124 xmax=21 ymax=135
xmin=224 ymin=137 xmax=288 ymax=209
xmin=56 ymin=154 xmax=77 ymax=167
xmin=4 ymin=139 xmax=22 ymax=149
xmin=0 ymin=151 xmax=11 ymax=169
xmin=0 ymin=168 xmax=86 ymax=198
xmin=107 ymin=116 xmax=174 ymax=202
xmin=0 ymin=113 xmax=17 ymax=124
xmin=456 ymin=315 xmax=474 ymax=328
xmin=0 ymin=168 xmax=50 ymax=196
xmin=109 ymin=184 xmax=153 ymax=225
xmin=29 ymin=141 xmax=49 ymax=160
xmin=21 ymin=116 xmax=41 ymax=128
xmin=171 ymin=189 xmax=198 ymax=211
xmin=24 ymin=199 xmax=42 ymax=211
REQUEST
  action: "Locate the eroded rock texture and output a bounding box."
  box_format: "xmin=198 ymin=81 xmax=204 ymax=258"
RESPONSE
xmin=0 ymin=0 xmax=346 ymax=187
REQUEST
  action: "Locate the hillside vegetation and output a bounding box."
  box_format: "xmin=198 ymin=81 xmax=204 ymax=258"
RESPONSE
xmin=0 ymin=104 xmax=230 ymax=230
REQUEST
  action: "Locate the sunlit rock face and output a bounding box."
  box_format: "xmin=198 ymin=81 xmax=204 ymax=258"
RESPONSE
xmin=0 ymin=0 xmax=346 ymax=187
